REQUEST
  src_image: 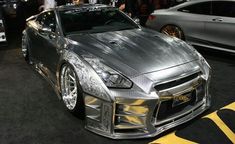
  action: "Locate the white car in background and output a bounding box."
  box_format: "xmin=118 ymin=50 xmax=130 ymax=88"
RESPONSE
xmin=146 ymin=0 xmax=235 ymax=53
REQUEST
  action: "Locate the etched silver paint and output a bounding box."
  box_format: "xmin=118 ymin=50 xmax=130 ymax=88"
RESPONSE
xmin=23 ymin=4 xmax=211 ymax=139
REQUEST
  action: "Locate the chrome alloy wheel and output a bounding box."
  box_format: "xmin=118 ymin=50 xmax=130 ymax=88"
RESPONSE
xmin=161 ymin=25 xmax=184 ymax=40
xmin=60 ymin=65 xmax=78 ymax=110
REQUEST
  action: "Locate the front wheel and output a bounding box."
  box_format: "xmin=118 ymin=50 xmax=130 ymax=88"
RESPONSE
xmin=161 ymin=25 xmax=184 ymax=40
xmin=60 ymin=63 xmax=85 ymax=117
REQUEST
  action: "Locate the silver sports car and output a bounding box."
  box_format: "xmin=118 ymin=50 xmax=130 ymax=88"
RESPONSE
xmin=22 ymin=4 xmax=211 ymax=139
xmin=146 ymin=0 xmax=235 ymax=53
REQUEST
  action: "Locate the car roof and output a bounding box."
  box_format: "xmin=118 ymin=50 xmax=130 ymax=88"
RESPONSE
xmin=171 ymin=0 xmax=235 ymax=10
xmin=55 ymin=4 xmax=113 ymax=11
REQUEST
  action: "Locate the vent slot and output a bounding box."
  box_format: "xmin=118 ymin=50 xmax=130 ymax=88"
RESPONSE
xmin=157 ymin=90 xmax=196 ymax=121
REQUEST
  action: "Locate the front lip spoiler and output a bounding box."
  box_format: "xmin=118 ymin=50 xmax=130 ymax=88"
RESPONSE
xmin=86 ymin=100 xmax=210 ymax=139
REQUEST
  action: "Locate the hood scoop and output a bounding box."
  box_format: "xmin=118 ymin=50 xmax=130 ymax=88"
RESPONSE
xmin=109 ymin=40 xmax=118 ymax=45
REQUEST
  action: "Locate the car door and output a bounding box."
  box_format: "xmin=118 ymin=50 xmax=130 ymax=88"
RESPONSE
xmin=34 ymin=11 xmax=60 ymax=82
xmin=204 ymin=1 xmax=235 ymax=50
xmin=28 ymin=13 xmax=46 ymax=63
xmin=177 ymin=1 xmax=212 ymax=44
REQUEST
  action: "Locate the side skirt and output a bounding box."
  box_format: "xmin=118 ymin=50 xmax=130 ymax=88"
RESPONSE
xmin=34 ymin=63 xmax=61 ymax=100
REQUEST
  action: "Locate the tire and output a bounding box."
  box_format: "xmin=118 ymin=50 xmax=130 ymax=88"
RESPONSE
xmin=161 ymin=25 xmax=184 ymax=40
xmin=60 ymin=63 xmax=85 ymax=118
xmin=22 ymin=31 xmax=33 ymax=64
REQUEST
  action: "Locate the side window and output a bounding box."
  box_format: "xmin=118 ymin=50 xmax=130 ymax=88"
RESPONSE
xmin=36 ymin=14 xmax=44 ymax=25
xmin=36 ymin=11 xmax=56 ymax=32
xmin=212 ymin=1 xmax=235 ymax=18
xmin=178 ymin=2 xmax=211 ymax=15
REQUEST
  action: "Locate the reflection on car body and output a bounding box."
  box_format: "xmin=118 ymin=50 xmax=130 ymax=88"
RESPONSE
xmin=146 ymin=0 xmax=235 ymax=53
xmin=22 ymin=4 xmax=211 ymax=139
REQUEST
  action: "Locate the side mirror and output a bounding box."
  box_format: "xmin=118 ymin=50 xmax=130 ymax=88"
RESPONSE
xmin=133 ymin=18 xmax=140 ymax=25
xmin=39 ymin=27 xmax=57 ymax=39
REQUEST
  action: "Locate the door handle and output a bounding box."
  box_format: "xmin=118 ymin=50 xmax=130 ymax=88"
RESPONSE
xmin=212 ymin=17 xmax=223 ymax=22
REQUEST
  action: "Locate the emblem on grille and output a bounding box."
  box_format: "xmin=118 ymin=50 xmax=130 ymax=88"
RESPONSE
xmin=172 ymin=92 xmax=192 ymax=107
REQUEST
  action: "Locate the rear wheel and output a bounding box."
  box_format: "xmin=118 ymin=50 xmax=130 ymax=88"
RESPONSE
xmin=22 ymin=31 xmax=32 ymax=64
xmin=60 ymin=63 xmax=85 ymax=117
xmin=161 ymin=25 xmax=184 ymax=40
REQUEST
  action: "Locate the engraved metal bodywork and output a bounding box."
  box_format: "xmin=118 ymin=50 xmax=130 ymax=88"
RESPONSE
xmin=22 ymin=4 xmax=211 ymax=139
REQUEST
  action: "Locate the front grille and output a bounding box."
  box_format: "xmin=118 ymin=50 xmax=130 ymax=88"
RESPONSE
xmin=154 ymin=72 xmax=201 ymax=91
xmin=157 ymin=90 xmax=196 ymax=121
xmin=154 ymin=102 xmax=205 ymax=128
xmin=154 ymin=72 xmax=206 ymax=125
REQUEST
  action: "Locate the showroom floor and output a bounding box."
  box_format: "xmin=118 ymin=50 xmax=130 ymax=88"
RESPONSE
xmin=0 ymin=31 xmax=234 ymax=144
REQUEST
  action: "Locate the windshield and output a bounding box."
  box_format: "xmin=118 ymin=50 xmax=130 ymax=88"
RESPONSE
xmin=59 ymin=8 xmax=139 ymax=35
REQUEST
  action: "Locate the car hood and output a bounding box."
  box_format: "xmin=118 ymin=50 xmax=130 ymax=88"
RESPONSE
xmin=67 ymin=28 xmax=199 ymax=77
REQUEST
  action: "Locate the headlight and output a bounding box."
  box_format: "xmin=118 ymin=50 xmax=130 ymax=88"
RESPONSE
xmin=191 ymin=46 xmax=211 ymax=69
xmin=84 ymin=57 xmax=133 ymax=88
xmin=188 ymin=45 xmax=211 ymax=79
xmin=184 ymin=44 xmax=211 ymax=79
xmin=200 ymin=56 xmax=211 ymax=80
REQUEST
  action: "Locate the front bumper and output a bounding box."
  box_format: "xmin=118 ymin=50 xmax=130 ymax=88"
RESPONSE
xmin=84 ymin=70 xmax=211 ymax=139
